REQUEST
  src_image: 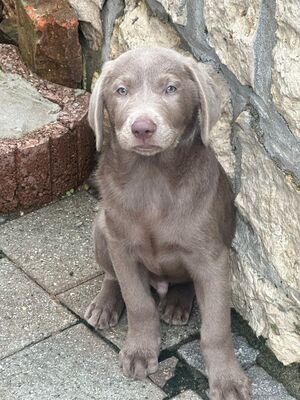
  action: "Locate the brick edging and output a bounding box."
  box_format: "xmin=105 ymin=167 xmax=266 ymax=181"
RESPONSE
xmin=0 ymin=44 xmax=95 ymax=213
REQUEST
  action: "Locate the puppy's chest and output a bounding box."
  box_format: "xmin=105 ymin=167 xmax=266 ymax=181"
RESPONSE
xmin=106 ymin=201 xmax=189 ymax=278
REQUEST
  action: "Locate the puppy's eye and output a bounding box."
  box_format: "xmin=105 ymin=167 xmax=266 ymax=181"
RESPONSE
xmin=165 ymin=85 xmax=177 ymax=94
xmin=116 ymin=87 xmax=128 ymax=96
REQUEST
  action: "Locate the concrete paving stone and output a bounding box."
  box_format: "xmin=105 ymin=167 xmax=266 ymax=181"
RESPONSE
xmin=178 ymin=335 xmax=259 ymax=376
xmin=0 ymin=72 xmax=60 ymax=139
xmin=0 ymin=192 xmax=101 ymax=294
xmin=59 ymin=275 xmax=201 ymax=350
xmin=0 ymin=258 xmax=77 ymax=360
xmin=172 ymin=390 xmax=204 ymax=399
xmin=248 ymin=366 xmax=296 ymax=400
xmin=149 ymin=356 xmax=179 ymax=388
xmin=0 ymin=324 xmax=166 ymax=400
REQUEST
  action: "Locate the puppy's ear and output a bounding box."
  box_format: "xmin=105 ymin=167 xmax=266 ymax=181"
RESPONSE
xmin=88 ymin=61 xmax=114 ymax=151
xmin=186 ymin=60 xmax=221 ymax=146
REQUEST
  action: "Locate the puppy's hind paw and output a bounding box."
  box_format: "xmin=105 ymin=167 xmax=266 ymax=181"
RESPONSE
xmin=209 ymin=367 xmax=250 ymax=400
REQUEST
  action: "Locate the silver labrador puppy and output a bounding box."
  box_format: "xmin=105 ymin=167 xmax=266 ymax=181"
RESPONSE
xmin=85 ymin=48 xmax=250 ymax=400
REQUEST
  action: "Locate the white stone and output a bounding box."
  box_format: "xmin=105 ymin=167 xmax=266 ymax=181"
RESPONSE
xmin=156 ymin=0 xmax=188 ymax=26
xmin=68 ymin=0 xmax=102 ymax=50
xmin=232 ymin=245 xmax=300 ymax=365
xmin=208 ymin=66 xmax=235 ymax=180
xmin=204 ymin=0 xmax=260 ymax=86
xmin=110 ymin=0 xmax=181 ymax=59
xmin=235 ymin=112 xmax=300 ymax=292
xmin=271 ymin=1 xmax=300 ymax=139
xmin=232 ymin=111 xmax=300 ymax=364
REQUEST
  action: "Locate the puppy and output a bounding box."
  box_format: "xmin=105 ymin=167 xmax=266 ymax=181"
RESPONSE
xmin=85 ymin=48 xmax=250 ymax=400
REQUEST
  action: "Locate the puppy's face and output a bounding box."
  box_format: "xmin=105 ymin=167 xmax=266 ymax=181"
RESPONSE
xmin=103 ymin=49 xmax=198 ymax=156
xmin=89 ymin=48 xmax=220 ymax=155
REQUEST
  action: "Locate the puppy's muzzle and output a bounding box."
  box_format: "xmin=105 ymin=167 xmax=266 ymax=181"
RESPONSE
xmin=131 ymin=118 xmax=157 ymax=140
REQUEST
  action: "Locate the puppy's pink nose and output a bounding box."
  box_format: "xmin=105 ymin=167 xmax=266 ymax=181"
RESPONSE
xmin=131 ymin=118 xmax=157 ymax=139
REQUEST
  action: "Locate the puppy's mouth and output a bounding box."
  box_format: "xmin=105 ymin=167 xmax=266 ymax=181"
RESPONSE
xmin=132 ymin=144 xmax=162 ymax=156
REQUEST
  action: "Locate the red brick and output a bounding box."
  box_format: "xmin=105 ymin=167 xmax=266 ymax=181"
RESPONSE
xmin=0 ymin=141 xmax=18 ymax=213
xmin=76 ymin=113 xmax=96 ymax=184
xmin=16 ymin=0 xmax=82 ymax=88
xmin=50 ymin=124 xmax=78 ymax=198
xmin=16 ymin=135 xmax=51 ymax=209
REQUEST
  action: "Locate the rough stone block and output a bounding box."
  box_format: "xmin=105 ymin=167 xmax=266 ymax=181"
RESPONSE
xmin=110 ymin=0 xmax=181 ymax=59
xmin=156 ymin=0 xmax=188 ymax=25
xmin=2 ymin=0 xmax=16 ymax=19
xmin=235 ymin=112 xmax=300 ymax=292
xmin=232 ymin=111 xmax=300 ymax=364
xmin=68 ymin=0 xmax=103 ymax=88
xmin=0 ymin=324 xmax=166 ymax=399
xmin=207 ymin=66 xmax=235 ymax=180
xmin=0 ymin=192 xmax=101 ymax=294
xmin=204 ymin=0 xmax=260 ymax=86
xmin=271 ymin=1 xmax=300 ymax=139
xmin=0 ymin=258 xmax=76 ymax=359
xmin=0 ymin=17 xmax=18 ymax=44
xmin=16 ymin=0 xmax=82 ymax=88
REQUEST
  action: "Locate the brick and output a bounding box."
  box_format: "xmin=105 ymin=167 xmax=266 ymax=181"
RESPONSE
xmin=50 ymin=124 xmax=78 ymax=197
xmin=16 ymin=0 xmax=82 ymax=88
xmin=0 ymin=141 xmax=18 ymax=212
xmin=76 ymin=113 xmax=96 ymax=184
xmin=16 ymin=134 xmax=51 ymax=208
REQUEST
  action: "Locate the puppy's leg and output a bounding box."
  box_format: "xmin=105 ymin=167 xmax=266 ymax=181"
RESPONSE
xmin=84 ymin=222 xmax=124 ymax=330
xmin=108 ymin=245 xmax=160 ymax=380
xmin=192 ymin=250 xmax=250 ymax=400
xmin=159 ymin=282 xmax=194 ymax=325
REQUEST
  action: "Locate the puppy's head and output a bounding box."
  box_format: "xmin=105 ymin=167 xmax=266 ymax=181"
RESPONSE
xmin=89 ymin=48 xmax=221 ymax=155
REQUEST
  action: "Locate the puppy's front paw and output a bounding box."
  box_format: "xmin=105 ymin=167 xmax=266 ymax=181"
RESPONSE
xmin=209 ymin=365 xmax=250 ymax=400
xmin=84 ymin=291 xmax=124 ymax=330
xmin=119 ymin=342 xmax=159 ymax=380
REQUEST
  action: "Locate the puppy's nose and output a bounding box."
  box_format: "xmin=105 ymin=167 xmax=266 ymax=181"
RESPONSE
xmin=131 ymin=118 xmax=157 ymax=139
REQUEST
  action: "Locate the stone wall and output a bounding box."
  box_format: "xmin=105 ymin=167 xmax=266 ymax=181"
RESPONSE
xmin=71 ymin=0 xmax=299 ymax=365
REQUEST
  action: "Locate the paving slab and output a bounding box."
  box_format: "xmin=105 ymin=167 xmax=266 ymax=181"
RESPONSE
xmin=149 ymin=356 xmax=179 ymax=388
xmin=59 ymin=275 xmax=201 ymax=350
xmin=0 ymin=258 xmax=76 ymax=360
xmin=178 ymin=335 xmax=259 ymax=376
xmin=173 ymin=390 xmax=204 ymax=399
xmin=0 ymin=192 xmax=101 ymax=294
xmin=248 ymin=366 xmax=296 ymax=400
xmin=0 ymin=324 xmax=166 ymax=400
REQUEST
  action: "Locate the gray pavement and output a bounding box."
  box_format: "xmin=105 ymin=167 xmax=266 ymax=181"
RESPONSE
xmin=0 ymin=191 xmax=298 ymax=400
